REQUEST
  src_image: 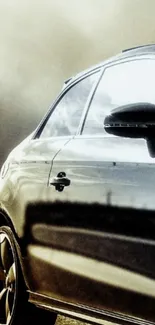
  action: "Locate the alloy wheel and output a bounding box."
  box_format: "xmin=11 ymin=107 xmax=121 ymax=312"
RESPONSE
xmin=0 ymin=231 xmax=17 ymax=325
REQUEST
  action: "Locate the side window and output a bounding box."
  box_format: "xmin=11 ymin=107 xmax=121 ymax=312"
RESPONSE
xmin=83 ymin=59 xmax=155 ymax=135
xmin=40 ymin=72 xmax=98 ymax=138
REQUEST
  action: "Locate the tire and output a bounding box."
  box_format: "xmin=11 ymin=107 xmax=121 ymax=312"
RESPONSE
xmin=0 ymin=226 xmax=57 ymax=325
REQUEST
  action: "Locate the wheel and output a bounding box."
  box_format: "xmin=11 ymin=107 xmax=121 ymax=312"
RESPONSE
xmin=0 ymin=226 xmax=20 ymax=325
xmin=0 ymin=226 xmax=57 ymax=325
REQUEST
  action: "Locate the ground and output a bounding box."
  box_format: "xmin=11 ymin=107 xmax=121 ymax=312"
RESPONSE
xmin=56 ymin=316 xmax=90 ymax=325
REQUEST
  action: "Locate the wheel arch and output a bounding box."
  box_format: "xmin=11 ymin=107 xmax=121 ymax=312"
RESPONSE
xmin=0 ymin=208 xmax=15 ymax=231
xmin=0 ymin=209 xmax=30 ymax=290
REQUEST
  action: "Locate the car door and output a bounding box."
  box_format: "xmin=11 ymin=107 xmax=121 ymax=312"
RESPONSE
xmin=23 ymin=71 xmax=101 ymax=285
xmin=32 ymin=57 xmax=155 ymax=323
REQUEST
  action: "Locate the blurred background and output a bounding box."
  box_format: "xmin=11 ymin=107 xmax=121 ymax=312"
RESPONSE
xmin=0 ymin=0 xmax=155 ymax=165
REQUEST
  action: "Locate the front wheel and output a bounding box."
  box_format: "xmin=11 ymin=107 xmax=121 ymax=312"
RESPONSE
xmin=0 ymin=226 xmax=57 ymax=325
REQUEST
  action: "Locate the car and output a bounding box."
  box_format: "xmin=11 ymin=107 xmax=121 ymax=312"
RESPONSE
xmin=1 ymin=44 xmax=155 ymax=325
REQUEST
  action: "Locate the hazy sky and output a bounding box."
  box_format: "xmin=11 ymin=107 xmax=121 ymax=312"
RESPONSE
xmin=1 ymin=0 xmax=155 ymax=163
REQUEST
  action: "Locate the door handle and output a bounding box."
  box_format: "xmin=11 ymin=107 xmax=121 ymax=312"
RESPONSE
xmin=50 ymin=172 xmax=71 ymax=192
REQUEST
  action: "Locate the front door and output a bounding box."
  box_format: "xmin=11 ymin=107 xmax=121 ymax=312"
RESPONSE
xmin=44 ymin=58 xmax=155 ymax=322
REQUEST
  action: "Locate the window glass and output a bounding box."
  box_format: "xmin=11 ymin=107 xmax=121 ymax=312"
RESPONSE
xmin=40 ymin=73 xmax=98 ymax=138
xmin=83 ymin=60 xmax=155 ymax=135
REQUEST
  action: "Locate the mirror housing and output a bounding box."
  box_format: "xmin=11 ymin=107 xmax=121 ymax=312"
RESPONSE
xmin=104 ymin=102 xmax=155 ymax=138
xmin=104 ymin=102 xmax=155 ymax=157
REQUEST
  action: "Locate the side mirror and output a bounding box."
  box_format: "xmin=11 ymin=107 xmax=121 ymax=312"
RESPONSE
xmin=104 ymin=102 xmax=155 ymax=157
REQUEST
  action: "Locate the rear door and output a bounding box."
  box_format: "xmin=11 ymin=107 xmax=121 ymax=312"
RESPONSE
xmin=24 ymin=71 xmax=101 ymax=285
xmin=2 ymin=70 xmax=99 ymax=237
xmin=39 ymin=57 xmax=155 ymax=322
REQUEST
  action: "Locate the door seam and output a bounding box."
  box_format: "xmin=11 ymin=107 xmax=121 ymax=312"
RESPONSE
xmin=47 ymin=138 xmax=72 ymax=186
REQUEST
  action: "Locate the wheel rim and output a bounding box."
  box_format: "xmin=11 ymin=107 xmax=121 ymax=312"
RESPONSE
xmin=0 ymin=232 xmax=17 ymax=325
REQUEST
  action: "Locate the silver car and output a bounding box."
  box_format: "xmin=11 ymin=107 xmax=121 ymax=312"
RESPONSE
xmin=0 ymin=44 xmax=155 ymax=325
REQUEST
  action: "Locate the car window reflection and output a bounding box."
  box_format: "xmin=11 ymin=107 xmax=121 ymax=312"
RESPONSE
xmin=83 ymin=59 xmax=155 ymax=135
xmin=40 ymin=72 xmax=98 ymax=138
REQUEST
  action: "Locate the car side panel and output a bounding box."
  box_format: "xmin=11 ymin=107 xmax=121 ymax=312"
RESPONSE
xmin=23 ymin=135 xmax=155 ymax=322
xmin=0 ymin=137 xmax=71 ymax=237
xmin=24 ymin=202 xmax=155 ymax=323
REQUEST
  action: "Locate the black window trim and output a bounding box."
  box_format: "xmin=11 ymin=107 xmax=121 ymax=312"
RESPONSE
xmin=76 ymin=68 xmax=104 ymax=135
xmin=78 ymin=55 xmax=155 ymax=138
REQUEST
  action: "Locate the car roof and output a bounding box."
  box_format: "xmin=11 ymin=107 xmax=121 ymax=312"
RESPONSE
xmin=63 ymin=44 xmax=155 ymax=88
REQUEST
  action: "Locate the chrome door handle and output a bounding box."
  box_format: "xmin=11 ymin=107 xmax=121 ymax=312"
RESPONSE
xmin=50 ymin=172 xmax=71 ymax=192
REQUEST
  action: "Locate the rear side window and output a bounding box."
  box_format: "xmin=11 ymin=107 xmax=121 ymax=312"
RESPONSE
xmin=83 ymin=59 xmax=155 ymax=135
xmin=40 ymin=72 xmax=98 ymax=138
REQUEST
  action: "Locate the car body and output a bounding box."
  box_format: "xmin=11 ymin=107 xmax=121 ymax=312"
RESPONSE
xmin=1 ymin=44 xmax=155 ymax=325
